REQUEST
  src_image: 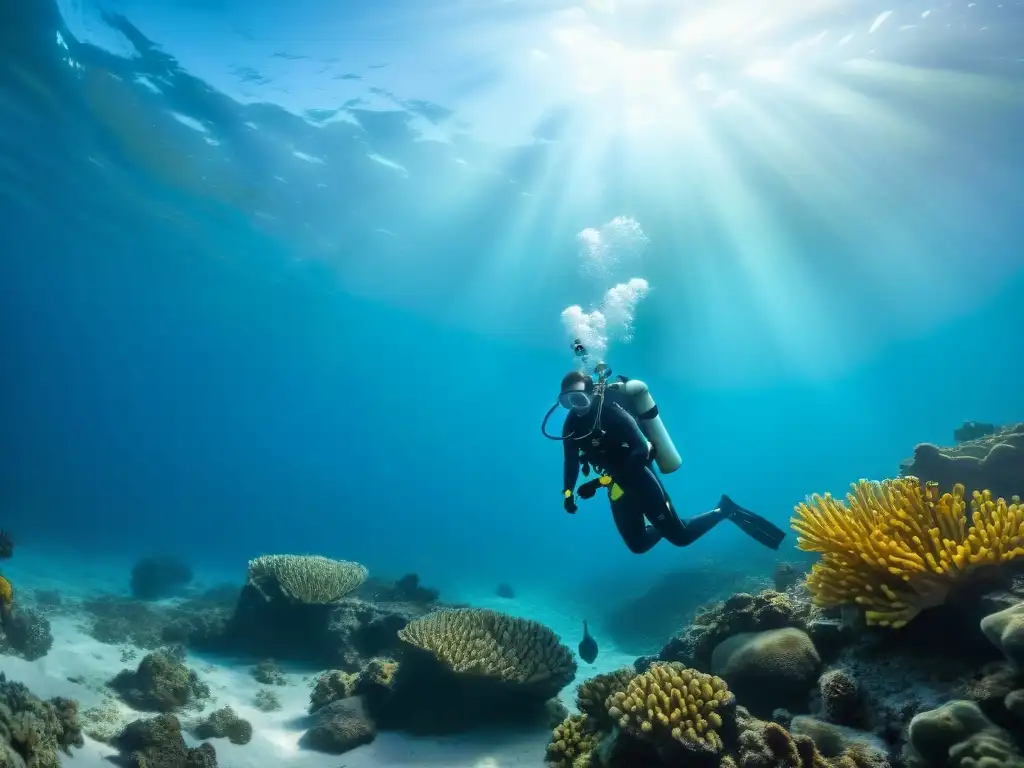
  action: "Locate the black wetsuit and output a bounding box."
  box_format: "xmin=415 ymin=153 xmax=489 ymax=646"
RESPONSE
xmin=562 ymin=394 xmax=728 ymax=554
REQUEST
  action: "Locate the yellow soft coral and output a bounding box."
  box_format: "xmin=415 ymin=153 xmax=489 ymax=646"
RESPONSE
xmin=792 ymin=477 xmax=1024 ymax=628
xmin=606 ymin=662 xmax=733 ymax=755
xmin=0 ymin=575 xmax=12 ymax=605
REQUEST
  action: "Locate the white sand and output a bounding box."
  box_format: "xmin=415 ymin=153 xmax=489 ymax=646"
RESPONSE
xmin=1 ymin=556 xmax=648 ymax=767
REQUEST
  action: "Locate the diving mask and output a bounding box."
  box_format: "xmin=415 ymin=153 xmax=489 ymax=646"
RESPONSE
xmin=558 ymin=390 xmax=593 ymax=411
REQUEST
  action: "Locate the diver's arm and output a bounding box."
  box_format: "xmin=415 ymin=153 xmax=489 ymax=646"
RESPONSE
xmin=563 ymin=437 xmax=581 ymax=494
xmin=605 ymin=404 xmax=650 ymax=469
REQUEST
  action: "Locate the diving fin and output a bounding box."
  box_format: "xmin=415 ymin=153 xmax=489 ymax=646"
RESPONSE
xmin=719 ymin=494 xmax=787 ymax=550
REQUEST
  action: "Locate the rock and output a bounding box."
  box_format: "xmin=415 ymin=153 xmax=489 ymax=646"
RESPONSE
xmin=981 ymin=601 xmax=1024 ymax=668
xmin=818 ymin=667 xmax=863 ymax=727
xmin=299 ymin=696 xmax=376 ymax=754
xmin=711 ymin=628 xmax=821 ymax=715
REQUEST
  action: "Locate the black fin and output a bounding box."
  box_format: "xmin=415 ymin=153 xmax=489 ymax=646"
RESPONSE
xmin=719 ymin=495 xmax=787 ymax=550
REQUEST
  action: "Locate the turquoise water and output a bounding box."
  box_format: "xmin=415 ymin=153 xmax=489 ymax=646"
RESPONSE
xmin=2 ymin=0 xmax=1023 ymax=625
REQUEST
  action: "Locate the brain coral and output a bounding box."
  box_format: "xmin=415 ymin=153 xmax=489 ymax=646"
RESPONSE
xmin=397 ymin=608 xmax=576 ymax=698
xmin=792 ymin=477 xmax=1024 ymax=627
xmin=247 ymin=554 xmax=367 ymax=604
xmin=605 ymin=662 xmax=733 ymax=756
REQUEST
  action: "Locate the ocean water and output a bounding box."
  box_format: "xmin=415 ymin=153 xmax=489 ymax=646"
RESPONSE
xmin=1 ymin=0 xmax=1023 ymax=765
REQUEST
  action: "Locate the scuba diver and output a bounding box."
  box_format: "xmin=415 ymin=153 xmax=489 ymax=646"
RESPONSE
xmin=541 ymin=340 xmax=786 ymax=554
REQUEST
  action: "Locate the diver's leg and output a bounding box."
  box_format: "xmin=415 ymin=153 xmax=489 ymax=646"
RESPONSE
xmin=609 ymin=493 xmax=662 ymax=554
xmin=627 ymin=466 xmax=729 ymax=547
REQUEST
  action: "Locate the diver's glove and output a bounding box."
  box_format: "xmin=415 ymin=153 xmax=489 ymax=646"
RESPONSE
xmin=563 ymin=490 xmax=578 ymax=514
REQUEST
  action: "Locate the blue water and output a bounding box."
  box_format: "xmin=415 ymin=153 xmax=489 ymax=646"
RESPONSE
xmin=1 ymin=0 xmax=1022 ymax=614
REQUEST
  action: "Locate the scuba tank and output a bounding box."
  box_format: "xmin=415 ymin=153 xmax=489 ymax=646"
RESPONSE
xmin=606 ymin=378 xmax=682 ymax=475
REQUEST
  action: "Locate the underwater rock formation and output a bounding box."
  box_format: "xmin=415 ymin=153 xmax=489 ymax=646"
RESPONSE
xmin=604 ymin=566 xmax=765 ymax=654
xmin=904 ymin=699 xmax=1024 ymax=767
xmin=193 ymin=706 xmax=252 ymax=745
xmin=652 ymin=589 xmax=810 ymax=672
xmin=0 ymin=673 xmax=83 ymax=768
xmin=191 ymin=554 xmax=376 ymax=665
xmin=108 ymin=650 xmax=210 ymax=712
xmin=83 ymin=585 xmax=239 ymax=649
xmin=299 ymin=696 xmax=377 ymax=754
xmin=900 ymin=422 xmax=1024 ymax=501
xmin=130 ymin=556 xmax=194 ymax=600
xmin=116 ymin=714 xmax=217 ymax=768
xmin=711 ymin=628 xmax=822 ymax=716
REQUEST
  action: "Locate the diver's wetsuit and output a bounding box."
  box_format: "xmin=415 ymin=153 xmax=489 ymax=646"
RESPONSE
xmin=562 ymin=396 xmax=728 ymax=554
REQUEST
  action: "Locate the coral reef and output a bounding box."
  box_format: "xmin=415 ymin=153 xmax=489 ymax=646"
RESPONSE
xmin=193 ymin=706 xmax=252 ymax=745
xmin=299 ymin=696 xmax=376 ymax=754
xmin=252 ymin=689 xmax=280 ymax=712
xmin=546 ymin=714 xmax=600 ymax=768
xmin=792 ymin=477 xmax=1024 ymax=627
xmin=246 ymin=554 xmax=367 ymax=604
xmin=0 ymin=673 xmax=83 ymax=768
xmin=353 ymin=607 xmax=577 ymax=734
xmin=83 ymin=586 xmax=238 ymax=649
xmin=607 ymin=663 xmax=733 ymax=760
xmin=817 ymin=668 xmax=864 ymax=727
xmin=130 ymin=556 xmax=194 ymax=600
xmin=901 ymin=422 xmax=1024 ymax=501
xmin=116 ymin=714 xmax=217 ymax=768
xmin=190 ymin=557 xmax=445 ymax=669
xmin=575 ymin=667 xmax=636 ymax=728
xmin=251 ymin=659 xmax=286 ymax=686
xmin=309 ymin=670 xmax=357 ymax=713
xmin=0 ymin=605 xmax=54 ymax=660
xmin=654 ymin=590 xmax=809 ymax=671
xmin=108 ymin=651 xmax=210 ymax=712
xmin=604 ymin=566 xmax=764 ymax=654
xmin=711 ymin=628 xmax=821 ymax=715
xmin=397 ymin=608 xmax=576 ymax=697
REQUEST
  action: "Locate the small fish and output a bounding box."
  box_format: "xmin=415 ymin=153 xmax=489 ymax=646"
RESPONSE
xmin=578 ymin=620 xmax=598 ymax=663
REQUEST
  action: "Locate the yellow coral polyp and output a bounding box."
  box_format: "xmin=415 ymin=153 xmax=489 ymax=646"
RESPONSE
xmin=792 ymin=477 xmax=1024 ymax=628
xmin=605 ymin=663 xmax=731 ymax=754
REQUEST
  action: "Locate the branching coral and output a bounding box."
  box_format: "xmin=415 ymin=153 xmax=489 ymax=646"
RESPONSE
xmin=397 ymin=608 xmax=576 ymax=698
xmin=605 ymin=662 xmax=733 ymax=756
xmin=247 ymin=555 xmax=367 ymax=604
xmin=792 ymin=477 xmax=1024 ymax=628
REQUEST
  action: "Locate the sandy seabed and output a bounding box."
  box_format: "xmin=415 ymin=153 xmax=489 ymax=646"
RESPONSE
xmin=2 ymin=553 xmax=638 ymax=767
